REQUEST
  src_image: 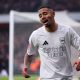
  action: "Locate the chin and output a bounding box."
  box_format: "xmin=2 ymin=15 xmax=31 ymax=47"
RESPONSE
xmin=45 ymin=23 xmax=51 ymax=27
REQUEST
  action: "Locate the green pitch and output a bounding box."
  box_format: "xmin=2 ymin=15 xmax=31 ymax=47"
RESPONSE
xmin=0 ymin=75 xmax=38 ymax=80
xmin=14 ymin=76 xmax=80 ymax=80
xmin=0 ymin=77 xmax=8 ymax=80
xmin=14 ymin=75 xmax=38 ymax=80
xmin=0 ymin=75 xmax=79 ymax=80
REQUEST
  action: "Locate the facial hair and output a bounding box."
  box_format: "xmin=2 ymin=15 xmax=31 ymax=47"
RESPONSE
xmin=45 ymin=22 xmax=51 ymax=28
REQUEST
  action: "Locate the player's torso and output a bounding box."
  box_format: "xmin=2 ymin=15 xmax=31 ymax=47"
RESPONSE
xmin=37 ymin=25 xmax=69 ymax=59
xmin=34 ymin=25 xmax=73 ymax=77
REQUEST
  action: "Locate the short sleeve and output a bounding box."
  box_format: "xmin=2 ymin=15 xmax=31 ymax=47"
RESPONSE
xmin=27 ymin=31 xmax=38 ymax=55
xmin=69 ymin=27 xmax=80 ymax=51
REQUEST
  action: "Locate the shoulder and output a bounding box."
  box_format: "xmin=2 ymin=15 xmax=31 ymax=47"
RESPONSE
xmin=58 ymin=24 xmax=77 ymax=36
xmin=31 ymin=26 xmax=44 ymax=36
xmin=30 ymin=26 xmax=44 ymax=38
xmin=58 ymin=23 xmax=72 ymax=32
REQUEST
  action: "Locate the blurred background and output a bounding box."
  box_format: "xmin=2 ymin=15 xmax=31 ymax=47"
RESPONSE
xmin=0 ymin=0 xmax=80 ymax=13
xmin=0 ymin=0 xmax=80 ymax=80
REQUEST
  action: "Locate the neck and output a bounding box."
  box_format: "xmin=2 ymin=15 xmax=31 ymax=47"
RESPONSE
xmin=45 ymin=23 xmax=58 ymax=32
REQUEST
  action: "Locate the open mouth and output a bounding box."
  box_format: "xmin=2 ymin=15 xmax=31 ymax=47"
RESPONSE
xmin=43 ymin=19 xmax=48 ymax=24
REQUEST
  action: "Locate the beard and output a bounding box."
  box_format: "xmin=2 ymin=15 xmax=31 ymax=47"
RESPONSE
xmin=44 ymin=22 xmax=51 ymax=28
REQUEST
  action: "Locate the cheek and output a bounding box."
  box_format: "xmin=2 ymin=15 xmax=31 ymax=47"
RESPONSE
xmin=39 ymin=18 xmax=42 ymax=21
xmin=47 ymin=16 xmax=53 ymax=21
xmin=40 ymin=19 xmax=42 ymax=22
xmin=39 ymin=17 xmax=41 ymax=21
xmin=47 ymin=15 xmax=52 ymax=19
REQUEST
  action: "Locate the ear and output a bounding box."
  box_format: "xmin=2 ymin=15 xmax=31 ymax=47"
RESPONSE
xmin=50 ymin=9 xmax=55 ymax=16
xmin=52 ymin=10 xmax=55 ymax=16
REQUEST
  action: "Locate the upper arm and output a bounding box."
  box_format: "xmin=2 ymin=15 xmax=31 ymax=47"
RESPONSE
xmin=70 ymin=27 xmax=80 ymax=51
xmin=27 ymin=31 xmax=38 ymax=55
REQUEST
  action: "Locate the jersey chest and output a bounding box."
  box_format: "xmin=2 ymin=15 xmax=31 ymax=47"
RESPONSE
xmin=37 ymin=33 xmax=65 ymax=48
xmin=37 ymin=33 xmax=67 ymax=58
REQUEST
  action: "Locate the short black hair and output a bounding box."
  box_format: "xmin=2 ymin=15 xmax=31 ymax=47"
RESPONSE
xmin=38 ymin=5 xmax=51 ymax=10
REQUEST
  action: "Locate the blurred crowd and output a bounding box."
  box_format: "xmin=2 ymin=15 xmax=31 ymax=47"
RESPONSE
xmin=0 ymin=0 xmax=80 ymax=14
xmin=0 ymin=27 xmax=9 ymax=76
xmin=14 ymin=23 xmax=41 ymax=74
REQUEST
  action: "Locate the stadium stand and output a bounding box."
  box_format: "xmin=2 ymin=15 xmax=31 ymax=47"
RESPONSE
xmin=0 ymin=0 xmax=80 ymax=13
xmin=0 ymin=24 xmax=9 ymax=76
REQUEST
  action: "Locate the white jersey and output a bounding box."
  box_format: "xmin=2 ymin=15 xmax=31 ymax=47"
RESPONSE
xmin=27 ymin=24 xmax=80 ymax=79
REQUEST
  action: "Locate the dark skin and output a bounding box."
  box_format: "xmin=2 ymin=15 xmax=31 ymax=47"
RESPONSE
xmin=23 ymin=8 xmax=58 ymax=78
xmin=23 ymin=54 xmax=33 ymax=78
xmin=23 ymin=7 xmax=80 ymax=78
xmin=38 ymin=8 xmax=58 ymax=32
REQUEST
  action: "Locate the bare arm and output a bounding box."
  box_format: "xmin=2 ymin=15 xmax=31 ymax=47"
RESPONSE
xmin=23 ymin=31 xmax=38 ymax=77
xmin=24 ymin=52 xmax=34 ymax=68
xmin=22 ymin=52 xmax=34 ymax=78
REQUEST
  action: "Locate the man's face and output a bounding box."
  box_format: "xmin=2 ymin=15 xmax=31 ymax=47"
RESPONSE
xmin=38 ymin=8 xmax=55 ymax=27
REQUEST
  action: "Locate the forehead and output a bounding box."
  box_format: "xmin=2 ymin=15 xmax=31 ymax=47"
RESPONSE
xmin=38 ymin=8 xmax=50 ymax=13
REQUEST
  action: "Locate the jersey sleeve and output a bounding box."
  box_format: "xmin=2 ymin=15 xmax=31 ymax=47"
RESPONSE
xmin=69 ymin=27 xmax=80 ymax=51
xmin=27 ymin=31 xmax=38 ymax=55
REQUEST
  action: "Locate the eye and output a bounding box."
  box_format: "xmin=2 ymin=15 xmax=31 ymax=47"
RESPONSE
xmin=43 ymin=12 xmax=47 ymax=15
xmin=39 ymin=14 xmax=42 ymax=18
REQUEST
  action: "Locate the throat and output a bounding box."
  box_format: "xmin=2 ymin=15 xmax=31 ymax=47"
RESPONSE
xmin=45 ymin=23 xmax=58 ymax=32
